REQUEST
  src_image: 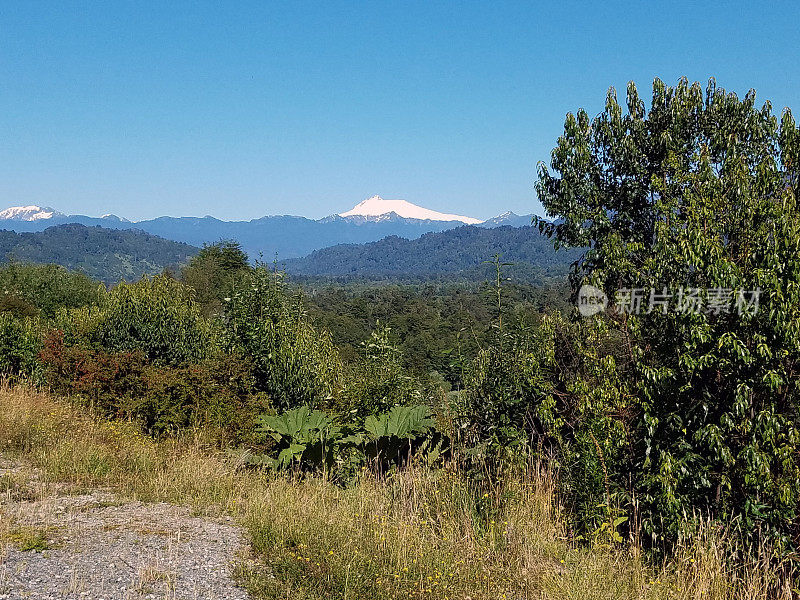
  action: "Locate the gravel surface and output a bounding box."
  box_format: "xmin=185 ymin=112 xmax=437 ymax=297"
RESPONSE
xmin=0 ymin=461 xmax=251 ymax=600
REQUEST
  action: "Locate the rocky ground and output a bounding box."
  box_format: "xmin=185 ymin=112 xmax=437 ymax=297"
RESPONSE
xmin=0 ymin=459 xmax=251 ymax=600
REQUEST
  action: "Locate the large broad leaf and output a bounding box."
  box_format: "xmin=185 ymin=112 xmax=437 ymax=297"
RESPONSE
xmin=304 ymin=410 xmax=334 ymax=434
xmin=277 ymin=443 xmax=307 ymax=468
xmin=339 ymin=432 xmax=366 ymax=446
xmin=257 ymin=406 xmax=333 ymax=444
xmin=258 ymin=405 xmax=310 ymax=438
xmin=364 ymin=405 xmax=434 ymax=439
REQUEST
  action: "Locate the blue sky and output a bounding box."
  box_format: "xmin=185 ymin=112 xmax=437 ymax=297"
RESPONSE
xmin=2 ymin=1 xmax=799 ymax=221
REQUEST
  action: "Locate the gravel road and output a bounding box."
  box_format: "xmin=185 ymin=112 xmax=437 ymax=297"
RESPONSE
xmin=0 ymin=461 xmax=251 ymax=600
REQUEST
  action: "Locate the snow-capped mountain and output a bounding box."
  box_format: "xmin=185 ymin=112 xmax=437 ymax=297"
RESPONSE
xmin=99 ymin=214 xmax=131 ymax=223
xmin=339 ymin=195 xmax=483 ymax=225
xmin=0 ymin=196 xmax=538 ymax=260
xmin=480 ymin=211 xmax=535 ymax=228
xmin=0 ymin=205 xmax=63 ymax=221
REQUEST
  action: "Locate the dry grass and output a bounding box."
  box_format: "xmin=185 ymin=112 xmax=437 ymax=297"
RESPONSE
xmin=135 ymin=561 xmax=177 ymax=597
xmin=0 ymin=385 xmax=793 ymax=599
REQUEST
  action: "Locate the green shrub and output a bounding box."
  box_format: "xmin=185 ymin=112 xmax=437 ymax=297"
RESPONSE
xmin=50 ymin=275 xmax=214 ymax=365
xmin=363 ymin=404 xmax=439 ymax=469
xmin=461 ymin=313 xmax=632 ymax=531
xmin=253 ymin=406 xmax=358 ymax=472
xmin=252 ymin=404 xmax=439 ymax=476
xmin=0 ymin=263 xmax=102 ymax=318
xmin=39 ymin=330 xmax=148 ymax=414
xmin=98 ymin=276 xmax=214 ymax=365
xmin=0 ymin=294 xmax=39 ymax=319
xmin=136 ymin=355 xmax=267 ymax=436
xmin=462 ymin=325 xmax=553 ymax=456
xmin=180 ymin=240 xmax=251 ymax=316
xmin=0 ymin=314 xmax=42 ymax=382
xmin=40 ymin=329 xmax=264 ymax=436
xmin=338 ymin=324 xmax=422 ymax=419
xmin=223 ymin=267 xmax=341 ymax=410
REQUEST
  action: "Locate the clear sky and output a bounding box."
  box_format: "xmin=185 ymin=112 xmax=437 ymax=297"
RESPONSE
xmin=2 ymin=1 xmax=799 ymax=221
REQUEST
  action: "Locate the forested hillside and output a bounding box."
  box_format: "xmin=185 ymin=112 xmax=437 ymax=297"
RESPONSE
xmin=0 ymin=223 xmax=197 ymax=283
xmin=282 ymin=224 xmax=580 ymax=283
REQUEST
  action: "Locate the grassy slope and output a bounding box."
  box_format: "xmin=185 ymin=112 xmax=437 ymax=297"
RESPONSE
xmin=0 ymin=386 xmax=776 ymax=600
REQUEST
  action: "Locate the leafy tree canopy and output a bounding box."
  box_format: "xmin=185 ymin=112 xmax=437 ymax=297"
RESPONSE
xmin=0 ymin=262 xmax=101 ymax=318
xmin=537 ymin=78 xmax=800 ymax=553
xmin=181 ymin=240 xmax=251 ymax=315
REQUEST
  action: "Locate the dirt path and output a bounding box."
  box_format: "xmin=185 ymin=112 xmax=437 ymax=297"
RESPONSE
xmin=0 ymin=459 xmax=251 ymax=600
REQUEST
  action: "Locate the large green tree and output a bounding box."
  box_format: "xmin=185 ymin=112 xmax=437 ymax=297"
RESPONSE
xmin=537 ymin=78 xmax=800 ymax=555
xmin=181 ymin=240 xmax=250 ymax=315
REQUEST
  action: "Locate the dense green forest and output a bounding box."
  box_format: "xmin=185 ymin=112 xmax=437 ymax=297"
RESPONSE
xmin=303 ymin=280 xmax=570 ymax=384
xmin=0 ymin=223 xmax=197 ymax=283
xmin=0 ymin=79 xmax=797 ymax=598
xmin=282 ymin=224 xmax=580 ymax=284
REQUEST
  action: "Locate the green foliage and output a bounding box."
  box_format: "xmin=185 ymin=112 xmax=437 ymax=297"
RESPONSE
xmin=537 ymin=77 xmax=800 ymax=556
xmin=363 ymin=405 xmax=434 ymax=439
xmin=35 ymin=274 xmax=257 ymax=435
xmin=223 ymin=266 xmax=341 ymax=410
xmin=462 ymin=326 xmax=552 ymax=454
xmin=339 ymin=324 xmax=421 ymax=418
xmin=88 ymin=276 xmax=213 ymax=366
xmin=39 ymin=329 xmax=263 ymax=435
xmin=253 ymin=404 xmax=438 ymax=474
xmin=483 ymin=253 xmax=515 ymax=331
xmin=305 ymin=281 xmax=569 ymax=387
xmin=180 ymin=240 xmax=250 ymax=315
xmin=0 ymin=263 xmax=101 ymax=318
xmin=8 ymin=527 xmax=50 ymax=553
xmin=254 ymin=406 xmax=359 ymax=471
xmin=283 ymin=224 xmax=579 ymax=282
xmin=581 ymin=508 xmax=628 ymax=549
xmin=462 ymin=312 xmax=632 ymax=530
xmin=39 ymin=329 xmax=147 ymax=410
xmin=134 ymin=356 xmax=265 ymax=436
xmin=0 ymin=314 xmax=42 ymax=382
xmin=0 ymin=295 xmax=38 ymax=319
xmin=363 ymin=405 xmax=438 ymax=468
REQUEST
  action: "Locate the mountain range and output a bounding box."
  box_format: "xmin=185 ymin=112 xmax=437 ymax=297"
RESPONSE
xmin=0 ymin=196 xmax=534 ymax=260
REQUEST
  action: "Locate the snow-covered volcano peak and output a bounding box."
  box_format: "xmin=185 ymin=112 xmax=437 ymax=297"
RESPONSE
xmin=0 ymin=205 xmax=63 ymax=221
xmin=339 ymin=195 xmax=482 ymax=224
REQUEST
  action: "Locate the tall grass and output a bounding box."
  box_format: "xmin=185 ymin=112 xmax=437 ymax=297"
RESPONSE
xmin=0 ymin=385 xmax=791 ymax=599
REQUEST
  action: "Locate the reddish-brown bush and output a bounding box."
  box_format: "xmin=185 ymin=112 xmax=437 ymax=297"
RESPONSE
xmin=39 ymin=329 xmax=267 ymax=437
